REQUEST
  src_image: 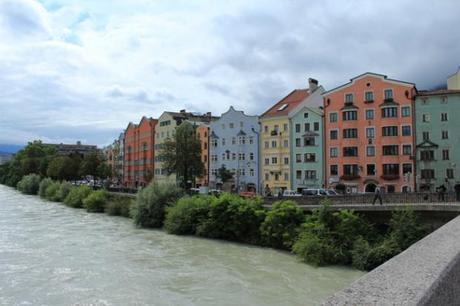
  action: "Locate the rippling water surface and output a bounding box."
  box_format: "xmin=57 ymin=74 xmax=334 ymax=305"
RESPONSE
xmin=0 ymin=185 xmax=364 ymax=305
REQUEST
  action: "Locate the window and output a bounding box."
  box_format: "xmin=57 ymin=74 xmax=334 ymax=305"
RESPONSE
xmin=365 ymin=109 xmax=374 ymax=120
xmin=304 ymin=112 xmax=309 ymax=118
xmin=382 ymin=107 xmax=397 ymax=118
xmin=304 ymin=123 xmax=310 ymax=132
xmin=238 ymin=153 xmax=245 ymax=160
xmin=295 ymin=138 xmax=301 ymax=147
xmin=283 ymin=124 xmax=288 ymax=131
xmin=330 ymin=130 xmax=338 ymax=140
xmin=383 ymin=164 xmax=399 ymax=176
xmin=343 ymin=110 xmax=357 ymax=121
xmin=229 ymin=123 xmax=234 ymax=128
xmin=367 ymin=164 xmax=376 ymax=176
xmin=274 ymin=173 xmax=279 ymax=181
xmin=222 ymin=153 xmax=226 ymax=160
xmin=264 ymin=158 xmax=269 ymax=165
xmin=365 ymin=91 xmax=374 ymax=102
xmin=211 ymin=139 xmax=218 ymax=147
xmin=384 ymin=89 xmax=393 ymax=100
xmin=343 ymin=147 xmax=358 ymax=157
xmin=401 ymin=106 xmax=410 ymax=117
xmin=383 ymin=145 xmax=398 ymax=156
xmin=330 ymin=165 xmax=338 ymax=175
xmin=443 ymin=149 xmax=450 ymax=160
xmin=330 ymin=147 xmax=338 ymax=158
xmin=283 ymin=140 xmax=288 ymax=147
xmin=232 ymin=137 xmax=236 ymax=145
xmin=232 ymin=153 xmax=236 ymax=160
xmin=264 ymin=126 xmax=268 ymax=133
xmin=296 ymin=154 xmax=302 ymax=163
xmin=304 ymin=137 xmax=315 ymax=146
xmin=314 ymin=122 xmax=319 ymax=131
xmin=304 ymin=153 xmax=316 ymax=162
xmin=264 ymin=141 xmax=269 ymax=148
xmin=284 ymin=157 xmax=289 ymax=165
xmin=343 ymin=164 xmax=359 ymax=176
xmin=345 ymin=93 xmax=353 ymax=103
xmin=250 ymin=153 xmax=254 ymax=160
xmin=296 ymin=170 xmax=302 ymax=180
xmin=329 ymin=113 xmax=338 ymax=123
xmin=422 ymin=131 xmax=430 ymax=140
xmin=366 ymin=127 xmax=375 ymax=139
xmin=343 ymin=128 xmax=358 ymax=138
xmin=402 ymin=164 xmax=412 ymax=174
xmin=238 ymin=136 xmax=246 ymax=145
xmin=421 ymin=169 xmax=435 ymax=179
xmin=441 ymin=113 xmax=448 ymax=121
xmin=284 ymin=173 xmax=289 ymax=181
xmin=271 ymin=140 xmax=277 ymax=148
xmin=447 ymin=169 xmax=454 ymax=179
xmin=421 ymin=150 xmax=434 ymax=161
xmin=274 ymin=125 xmax=279 ymax=132
xmin=305 ymin=170 xmax=316 ymax=179
xmin=271 ymin=157 xmax=278 ymax=164
xmin=222 ymin=138 xmax=226 ymax=146
xmin=382 ymin=126 xmax=398 ymax=136
xmin=250 ymin=169 xmax=254 ymax=176
xmin=211 ymin=155 xmax=217 ymax=162
xmin=401 ymin=125 xmax=411 ymax=136
xmin=403 ymin=145 xmax=412 ymax=155
xmin=422 ymin=113 xmax=430 ymax=122
xmin=387 ymin=185 xmax=396 ymax=193
xmin=366 ymin=146 xmax=375 ymax=157
xmin=295 ymin=124 xmax=301 ymax=133
xmin=265 ymin=173 xmax=269 ymax=180
xmin=240 ymin=122 xmax=244 ymax=128
xmin=442 ymin=131 xmax=449 ymax=139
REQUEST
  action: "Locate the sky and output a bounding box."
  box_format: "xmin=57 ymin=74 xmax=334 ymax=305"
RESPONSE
xmin=0 ymin=0 xmax=459 ymax=147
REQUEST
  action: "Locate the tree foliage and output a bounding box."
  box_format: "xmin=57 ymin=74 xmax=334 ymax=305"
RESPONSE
xmin=159 ymin=121 xmax=204 ymax=188
xmin=216 ymin=166 xmax=234 ymax=184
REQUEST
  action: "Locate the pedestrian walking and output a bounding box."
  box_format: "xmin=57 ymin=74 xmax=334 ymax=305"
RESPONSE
xmin=454 ymin=182 xmax=460 ymax=202
xmin=437 ymin=184 xmax=447 ymax=202
xmin=372 ymin=186 xmax=383 ymax=205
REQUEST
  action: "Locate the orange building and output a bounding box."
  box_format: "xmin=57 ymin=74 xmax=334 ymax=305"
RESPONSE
xmin=196 ymin=124 xmax=209 ymax=187
xmin=123 ymin=117 xmax=158 ymax=188
xmin=323 ymin=73 xmax=416 ymax=193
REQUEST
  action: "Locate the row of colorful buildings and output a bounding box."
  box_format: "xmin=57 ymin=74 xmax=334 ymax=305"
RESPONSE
xmin=104 ymin=67 xmax=460 ymax=194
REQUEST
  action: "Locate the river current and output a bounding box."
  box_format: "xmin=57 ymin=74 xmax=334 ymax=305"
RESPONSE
xmin=0 ymin=185 xmax=363 ymax=305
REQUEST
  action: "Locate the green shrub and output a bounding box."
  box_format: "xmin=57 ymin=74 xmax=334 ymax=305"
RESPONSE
xmin=292 ymin=232 xmax=337 ymax=266
xmin=389 ymin=208 xmax=426 ymax=250
xmin=17 ymin=174 xmax=41 ymax=195
xmin=196 ymin=193 xmax=266 ymax=244
xmin=105 ymin=197 xmax=133 ymax=218
xmin=38 ymin=178 xmax=53 ymax=198
xmin=83 ymin=190 xmax=107 ymax=213
xmin=64 ymin=185 xmax=92 ymax=208
xmin=44 ymin=181 xmax=61 ymax=201
xmin=260 ymin=200 xmax=305 ymax=249
xmin=131 ymin=182 xmax=183 ymax=228
xmin=164 ymin=196 xmax=213 ymax=235
xmin=54 ymin=182 xmax=73 ymax=202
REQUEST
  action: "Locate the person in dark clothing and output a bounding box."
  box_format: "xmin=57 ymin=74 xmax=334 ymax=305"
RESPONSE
xmin=372 ymin=186 xmax=383 ymax=205
xmin=454 ymin=182 xmax=460 ymax=202
xmin=437 ymin=184 xmax=447 ymax=202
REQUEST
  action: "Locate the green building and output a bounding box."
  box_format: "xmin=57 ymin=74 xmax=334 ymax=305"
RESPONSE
xmin=415 ymin=89 xmax=460 ymax=192
xmin=289 ymin=83 xmax=325 ymax=192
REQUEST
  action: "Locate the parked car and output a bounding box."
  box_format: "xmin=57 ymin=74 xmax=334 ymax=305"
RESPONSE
xmin=302 ymin=188 xmax=337 ymax=196
xmin=282 ymin=190 xmax=302 ymax=197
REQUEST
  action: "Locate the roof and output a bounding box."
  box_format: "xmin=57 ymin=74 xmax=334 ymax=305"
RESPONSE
xmin=261 ymin=89 xmax=309 ymax=118
xmin=417 ymin=89 xmax=460 ymax=96
xmin=164 ymin=111 xmax=219 ymax=124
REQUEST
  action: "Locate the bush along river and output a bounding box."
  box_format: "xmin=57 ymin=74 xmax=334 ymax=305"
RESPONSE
xmin=0 ymin=185 xmax=364 ymax=305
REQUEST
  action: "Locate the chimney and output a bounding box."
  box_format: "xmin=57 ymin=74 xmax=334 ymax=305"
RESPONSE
xmin=308 ymin=78 xmax=318 ymax=93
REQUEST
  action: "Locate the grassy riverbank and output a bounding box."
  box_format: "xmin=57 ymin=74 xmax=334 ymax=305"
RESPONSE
xmin=11 ymin=174 xmax=428 ymax=271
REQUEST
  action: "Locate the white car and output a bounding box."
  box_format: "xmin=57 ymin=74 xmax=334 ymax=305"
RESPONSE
xmin=282 ymin=190 xmax=302 ymax=197
xmin=302 ymin=188 xmax=338 ymax=196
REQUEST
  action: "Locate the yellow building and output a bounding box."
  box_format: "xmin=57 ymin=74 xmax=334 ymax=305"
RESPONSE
xmin=448 ymin=67 xmax=460 ymax=90
xmin=154 ymin=110 xmax=216 ymax=184
xmin=260 ymin=89 xmax=309 ymax=195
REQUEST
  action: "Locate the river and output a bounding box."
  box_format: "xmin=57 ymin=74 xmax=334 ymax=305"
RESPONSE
xmin=0 ymin=185 xmax=364 ymax=305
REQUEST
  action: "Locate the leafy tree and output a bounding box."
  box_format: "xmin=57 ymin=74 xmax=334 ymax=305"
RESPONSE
xmin=216 ymin=166 xmax=234 ymax=184
xmin=96 ymin=162 xmax=111 ymax=180
xmin=160 ymin=121 xmax=204 ymax=189
xmin=79 ymin=152 xmax=101 ymax=181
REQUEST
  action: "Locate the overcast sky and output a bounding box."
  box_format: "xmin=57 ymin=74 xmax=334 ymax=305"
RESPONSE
xmin=0 ymin=0 xmax=459 ymax=146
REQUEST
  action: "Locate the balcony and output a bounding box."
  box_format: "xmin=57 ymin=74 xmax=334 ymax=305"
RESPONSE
xmin=384 ymin=98 xmax=394 ymax=103
xmin=381 ymin=174 xmax=400 ymax=180
xmin=270 ymin=130 xmax=279 ymax=136
xmin=364 ymin=99 xmax=374 ymax=104
xmin=340 ymin=174 xmax=360 ymax=181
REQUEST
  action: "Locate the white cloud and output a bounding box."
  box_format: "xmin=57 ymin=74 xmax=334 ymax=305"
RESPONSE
xmin=0 ymin=0 xmax=459 ymax=146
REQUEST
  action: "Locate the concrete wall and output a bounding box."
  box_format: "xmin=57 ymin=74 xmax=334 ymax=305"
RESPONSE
xmin=322 ymin=215 xmax=460 ymax=305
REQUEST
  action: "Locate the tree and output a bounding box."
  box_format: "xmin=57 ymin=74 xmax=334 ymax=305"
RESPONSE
xmin=96 ymin=162 xmax=111 ymax=180
xmin=216 ymin=165 xmax=233 ymax=183
xmin=160 ymin=121 xmax=204 ymax=189
xmin=79 ymin=152 xmax=101 ymax=180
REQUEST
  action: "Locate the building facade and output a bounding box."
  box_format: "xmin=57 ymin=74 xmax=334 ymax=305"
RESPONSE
xmin=123 ymin=117 xmax=157 ymax=188
xmin=289 ymin=83 xmax=325 ymax=192
xmin=323 ymin=73 xmax=417 ymax=193
xmin=415 ymin=89 xmax=460 ymax=191
xmin=208 ymin=107 xmax=260 ymax=192
xmin=154 ymin=110 xmax=217 ymax=184
xmin=196 ymin=124 xmax=210 ymax=187
xmin=260 ymin=88 xmax=309 ymax=195
xmin=43 ymin=141 xmax=98 ymax=157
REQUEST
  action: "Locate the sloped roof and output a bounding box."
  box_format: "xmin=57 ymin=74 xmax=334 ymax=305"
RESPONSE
xmin=261 ymin=89 xmax=309 ymax=118
xmin=417 ymin=89 xmax=460 ymax=96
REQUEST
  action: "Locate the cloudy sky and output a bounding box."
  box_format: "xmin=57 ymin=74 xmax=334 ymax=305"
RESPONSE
xmin=0 ymin=0 xmax=459 ymax=146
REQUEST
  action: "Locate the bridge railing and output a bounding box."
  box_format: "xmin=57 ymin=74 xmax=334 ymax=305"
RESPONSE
xmin=264 ymin=192 xmax=457 ymax=206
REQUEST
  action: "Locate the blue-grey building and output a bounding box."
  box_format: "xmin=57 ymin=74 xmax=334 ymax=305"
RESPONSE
xmin=209 ymin=107 xmax=260 ymax=192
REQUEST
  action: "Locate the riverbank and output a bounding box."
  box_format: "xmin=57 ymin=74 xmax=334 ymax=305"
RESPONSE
xmin=0 ymin=185 xmax=364 ymax=305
